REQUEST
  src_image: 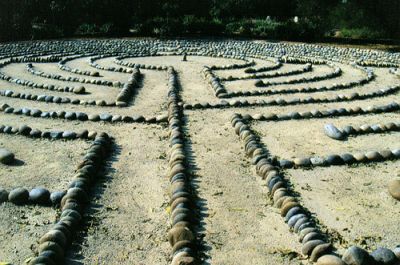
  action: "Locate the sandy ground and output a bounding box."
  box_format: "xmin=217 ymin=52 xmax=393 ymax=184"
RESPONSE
xmin=0 ymin=47 xmax=399 ymax=265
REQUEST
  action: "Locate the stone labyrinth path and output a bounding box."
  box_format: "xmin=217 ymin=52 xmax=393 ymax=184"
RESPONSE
xmin=0 ymin=39 xmax=399 ymax=265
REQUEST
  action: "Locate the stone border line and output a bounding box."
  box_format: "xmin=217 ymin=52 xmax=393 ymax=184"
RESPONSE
xmin=242 ymin=102 xmax=400 ymax=122
xmin=0 ymin=103 xmax=168 ymax=124
xmin=184 ymin=85 xmax=400 ymax=110
xmin=58 ymin=54 xmax=101 ymax=77
xmin=166 ymin=66 xmax=201 ymax=265
xmin=244 ymin=58 xmax=282 ymax=73
xmin=26 ymin=63 xmax=124 ymax=88
xmin=217 ymin=63 xmax=374 ymax=99
xmin=324 ymin=121 xmax=400 ymax=141
xmin=255 ymin=63 xmax=342 ymax=88
xmin=220 ymin=63 xmax=312 ymax=82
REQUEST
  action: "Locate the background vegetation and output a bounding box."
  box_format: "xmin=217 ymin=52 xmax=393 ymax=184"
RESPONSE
xmin=0 ymin=0 xmax=399 ymax=42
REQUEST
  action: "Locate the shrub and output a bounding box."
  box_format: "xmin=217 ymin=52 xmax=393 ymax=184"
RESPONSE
xmin=31 ymin=23 xmax=64 ymax=39
xmin=338 ymin=27 xmax=385 ymax=39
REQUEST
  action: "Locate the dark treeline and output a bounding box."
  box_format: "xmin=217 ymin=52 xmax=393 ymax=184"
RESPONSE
xmin=0 ymin=0 xmax=399 ymax=42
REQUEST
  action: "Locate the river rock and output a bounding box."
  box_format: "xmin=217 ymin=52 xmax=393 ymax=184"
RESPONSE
xmin=0 ymin=148 xmax=15 ymax=164
xmin=388 ymin=180 xmax=400 ymax=200
xmin=324 ymin=124 xmax=344 ymax=140
xmin=50 ymin=191 xmax=66 ymax=205
xmin=73 ymin=86 xmax=85 ymax=94
xmin=8 ymin=187 xmax=29 ymax=205
xmin=342 ymin=246 xmax=373 ymax=265
xmin=370 ymin=247 xmax=397 ymax=264
xmin=317 ymin=255 xmax=346 ymax=265
xmin=29 ymin=187 xmax=50 ymax=204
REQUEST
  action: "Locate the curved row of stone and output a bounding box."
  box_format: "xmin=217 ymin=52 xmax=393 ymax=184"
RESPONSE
xmin=231 ymin=113 xmax=336 ymax=263
xmin=281 ymin=56 xmax=327 ymax=65
xmin=255 ymin=62 xmax=342 ymax=87
xmin=278 ymin=147 xmax=400 ymax=169
xmin=223 ymin=63 xmax=374 ymax=98
xmin=89 ymin=54 xmax=169 ymax=73
xmin=0 ymin=103 xmax=168 ymax=124
xmin=166 ymin=66 xmax=200 ymax=265
xmin=1 ymin=65 xmax=141 ymax=108
xmin=221 ymin=63 xmax=312 ymax=82
xmin=242 ymin=102 xmax=400 ymax=122
xmin=184 ymin=85 xmax=400 ymax=110
xmin=28 ymin=133 xmax=112 ymax=265
xmin=26 ymin=62 xmax=123 ymax=88
xmin=58 ymin=53 xmax=101 ymax=77
xmin=114 ymin=54 xmax=168 ymax=70
xmin=0 ymin=57 xmax=85 ymax=94
xmin=244 ymin=58 xmax=282 ymax=73
xmin=209 ymin=58 xmax=254 ymax=70
xmin=324 ymin=121 xmax=400 ymax=141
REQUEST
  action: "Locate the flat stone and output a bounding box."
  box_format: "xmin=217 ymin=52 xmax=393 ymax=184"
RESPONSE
xmin=324 ymin=124 xmax=344 ymax=140
xmin=0 ymin=148 xmax=15 ymax=164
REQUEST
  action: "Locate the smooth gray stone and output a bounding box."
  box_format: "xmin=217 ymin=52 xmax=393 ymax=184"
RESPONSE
xmin=342 ymin=246 xmax=373 ymax=265
xmin=29 ymin=188 xmax=50 ymax=204
xmin=76 ymin=112 xmax=88 ymax=121
xmin=50 ymin=131 xmax=62 ymax=139
xmin=310 ymin=157 xmax=326 ymax=166
xmin=8 ymin=188 xmax=29 ymax=205
xmin=99 ymin=113 xmax=112 ymax=121
xmin=62 ymin=131 xmax=77 ymax=140
xmin=50 ymin=191 xmax=66 ymax=205
xmin=324 ymin=124 xmax=344 ymax=140
xmin=0 ymin=148 xmax=15 ymax=164
xmin=370 ymin=247 xmax=397 ymax=264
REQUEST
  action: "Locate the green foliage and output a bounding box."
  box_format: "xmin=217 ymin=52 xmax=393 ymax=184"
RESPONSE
xmin=0 ymin=0 xmax=398 ymax=42
xmin=338 ymin=27 xmax=385 ymax=39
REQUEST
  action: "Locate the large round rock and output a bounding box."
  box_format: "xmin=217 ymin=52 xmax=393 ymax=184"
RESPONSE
xmin=342 ymin=246 xmax=373 ymax=265
xmin=388 ymin=180 xmax=400 ymax=200
xmin=8 ymin=188 xmax=29 ymax=205
xmin=0 ymin=148 xmax=15 ymax=165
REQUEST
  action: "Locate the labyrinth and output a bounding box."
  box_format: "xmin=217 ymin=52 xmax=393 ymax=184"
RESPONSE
xmin=0 ymin=39 xmax=400 ymax=265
